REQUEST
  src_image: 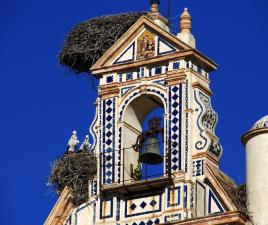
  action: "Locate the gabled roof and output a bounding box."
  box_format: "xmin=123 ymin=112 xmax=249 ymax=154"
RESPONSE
xmin=44 ymin=187 xmax=74 ymax=225
xmin=91 ymin=16 xmax=217 ymax=76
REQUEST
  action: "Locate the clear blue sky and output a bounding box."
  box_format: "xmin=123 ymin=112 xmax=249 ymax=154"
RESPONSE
xmin=1 ymin=0 xmax=268 ymax=224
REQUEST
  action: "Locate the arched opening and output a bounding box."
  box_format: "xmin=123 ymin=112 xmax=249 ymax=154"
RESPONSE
xmin=122 ymin=93 xmax=166 ymax=183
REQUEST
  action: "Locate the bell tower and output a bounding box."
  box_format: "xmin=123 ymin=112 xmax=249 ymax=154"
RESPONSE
xmin=44 ymin=1 xmax=251 ymax=224
xmin=83 ymin=2 xmax=228 ymax=223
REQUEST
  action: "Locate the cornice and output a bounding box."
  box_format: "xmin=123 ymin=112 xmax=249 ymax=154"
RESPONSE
xmin=92 ymin=50 xmax=217 ymax=77
xmin=241 ymin=127 xmax=268 ymax=145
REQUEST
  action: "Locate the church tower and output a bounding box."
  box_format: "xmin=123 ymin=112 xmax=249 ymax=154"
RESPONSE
xmin=46 ymin=2 xmax=249 ymax=225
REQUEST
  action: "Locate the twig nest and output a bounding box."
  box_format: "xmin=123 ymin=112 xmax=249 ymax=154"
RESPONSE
xmin=59 ymin=12 xmax=147 ymax=74
xmin=48 ymin=152 xmax=97 ymax=206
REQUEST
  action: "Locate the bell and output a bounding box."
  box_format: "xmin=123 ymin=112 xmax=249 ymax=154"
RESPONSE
xmin=139 ymin=136 xmax=163 ymax=165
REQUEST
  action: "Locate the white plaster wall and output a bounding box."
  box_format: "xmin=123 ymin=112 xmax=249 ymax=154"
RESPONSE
xmin=123 ymin=125 xmax=140 ymax=181
xmin=196 ymin=182 xmax=206 ymax=217
xmin=245 ymin=132 xmax=268 ymax=225
xmin=73 ymin=203 xmax=95 ymax=225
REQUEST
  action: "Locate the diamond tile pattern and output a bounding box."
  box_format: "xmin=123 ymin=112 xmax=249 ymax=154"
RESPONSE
xmin=103 ymin=98 xmax=115 ymax=184
xmin=126 ymin=195 xmax=161 ymax=217
xmin=150 ymin=200 xmax=157 ymax=207
xmin=169 ymin=85 xmax=182 ymax=172
xmin=130 ymin=203 xmax=137 ymax=211
xmin=140 ymin=201 xmax=147 ymax=209
xmin=130 ymin=218 xmax=160 ymax=225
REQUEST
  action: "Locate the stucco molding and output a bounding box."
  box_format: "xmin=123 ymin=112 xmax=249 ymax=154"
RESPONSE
xmin=241 ymin=128 xmax=268 ymax=145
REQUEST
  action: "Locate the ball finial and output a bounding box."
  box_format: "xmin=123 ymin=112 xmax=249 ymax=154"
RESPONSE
xmin=149 ymin=0 xmax=160 ymax=5
xmin=150 ymin=0 xmax=160 ymax=13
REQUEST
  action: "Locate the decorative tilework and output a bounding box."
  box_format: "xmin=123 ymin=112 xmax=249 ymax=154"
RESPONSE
xmin=126 ymin=72 xmax=133 ymax=81
xmin=117 ymin=126 xmax=122 ymax=182
xmin=93 ymin=180 xmax=97 ymax=195
xmin=167 ymin=186 xmax=181 ymax=207
xmin=184 ymin=185 xmax=188 ymax=208
xmin=155 ymin=66 xmax=162 ymax=75
xmin=127 ymin=218 xmax=160 ymax=225
xmin=100 ymin=197 xmax=113 ymax=219
xmin=140 ymin=67 xmax=145 ymax=77
xmin=114 ymin=42 xmax=135 ymax=64
xmin=194 ymin=90 xmax=208 ymax=151
xmin=102 ymin=98 xmax=116 ymax=184
xmin=208 ymin=189 xmax=224 ymax=214
xmin=168 ymin=85 xmax=182 ymax=171
xmin=185 ymin=80 xmax=189 ymax=173
xmin=90 ymin=180 xmax=98 ymax=196
xmin=106 ymin=75 xmax=114 ymax=83
xmin=165 ymin=64 xmax=169 ymax=73
xmin=209 ymin=141 xmax=222 ymax=157
xmin=190 ymin=184 xmax=194 ymax=210
xmin=116 ymin=197 xmax=121 ymax=221
xmin=198 ymin=92 xmax=217 ymax=132
xmin=173 ymin=62 xmax=180 ymax=70
xmin=194 ymin=90 xmax=222 ymax=158
xmin=150 ymin=65 xmax=168 ymax=76
xmin=157 ymin=37 xmax=176 ymax=55
xmin=193 ymin=159 xmax=204 ymax=177
xmin=125 ymin=194 xmax=162 ymax=217
xmin=186 ymin=61 xmax=191 ymax=69
xmin=93 ymin=202 xmax=96 ymax=224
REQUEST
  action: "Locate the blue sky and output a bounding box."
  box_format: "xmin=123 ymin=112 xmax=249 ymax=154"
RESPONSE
xmin=1 ymin=0 xmax=268 ymax=224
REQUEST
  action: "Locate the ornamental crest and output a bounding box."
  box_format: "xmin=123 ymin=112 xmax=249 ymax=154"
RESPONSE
xmin=137 ymin=30 xmax=155 ymax=60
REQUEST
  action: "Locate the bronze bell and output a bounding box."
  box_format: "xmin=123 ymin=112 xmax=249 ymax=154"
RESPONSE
xmin=139 ymin=136 xmax=163 ymax=165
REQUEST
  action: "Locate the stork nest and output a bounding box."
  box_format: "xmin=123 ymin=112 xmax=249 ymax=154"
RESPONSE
xmin=234 ymin=184 xmax=249 ymax=218
xmin=48 ymin=152 xmax=97 ymax=206
xmin=59 ymin=12 xmax=147 ymax=74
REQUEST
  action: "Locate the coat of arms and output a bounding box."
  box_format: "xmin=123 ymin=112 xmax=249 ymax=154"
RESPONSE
xmin=137 ymin=30 xmax=155 ymax=60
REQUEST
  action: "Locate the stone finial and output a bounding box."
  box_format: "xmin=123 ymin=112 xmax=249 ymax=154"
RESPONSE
xmin=148 ymin=0 xmax=170 ymax=32
xmin=67 ymin=131 xmax=79 ymax=153
xmin=180 ymin=8 xmax=192 ymax=32
xmin=150 ymin=0 xmax=160 ymax=13
xmin=177 ymin=7 xmax=196 ymax=48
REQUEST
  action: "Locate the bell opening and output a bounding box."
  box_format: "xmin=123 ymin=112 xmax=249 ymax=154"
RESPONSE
xmin=122 ymin=94 xmax=166 ymax=183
